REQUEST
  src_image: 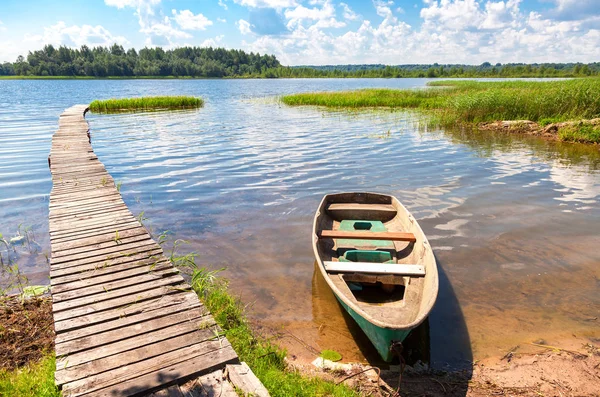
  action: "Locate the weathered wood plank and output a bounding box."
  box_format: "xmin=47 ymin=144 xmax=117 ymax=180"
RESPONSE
xmin=52 ymin=285 xmax=190 ymax=323
xmin=56 ymin=315 xmax=217 ymax=376
xmin=226 ymin=362 xmax=270 ymax=397
xmin=52 ymin=274 xmax=185 ymax=313
xmin=50 ymin=259 xmax=171 ymax=291
xmin=62 ymin=341 xmax=237 ymax=397
xmin=52 ymin=267 xmax=178 ymax=303
xmin=55 ymin=293 xmax=203 ymax=344
xmin=50 ymin=239 xmax=158 ymax=267
xmin=198 ymin=370 xmax=238 ymax=397
xmin=54 ymin=291 xmax=198 ymax=333
xmin=52 ymin=232 xmax=152 ymax=258
xmin=50 ymin=248 xmax=164 ymax=280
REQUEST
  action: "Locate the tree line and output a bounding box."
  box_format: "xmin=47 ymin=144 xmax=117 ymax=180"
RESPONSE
xmin=0 ymin=44 xmax=598 ymax=78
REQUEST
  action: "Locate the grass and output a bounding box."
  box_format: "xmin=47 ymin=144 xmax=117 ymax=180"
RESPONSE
xmin=0 ymin=353 xmax=59 ymax=397
xmin=89 ymin=96 xmax=203 ymax=113
xmin=559 ymin=124 xmax=600 ymax=143
xmin=190 ymin=267 xmax=358 ymax=397
xmin=281 ymin=79 xmax=600 ymax=143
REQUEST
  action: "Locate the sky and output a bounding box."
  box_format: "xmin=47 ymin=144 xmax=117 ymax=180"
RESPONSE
xmin=0 ymin=0 xmax=599 ymax=65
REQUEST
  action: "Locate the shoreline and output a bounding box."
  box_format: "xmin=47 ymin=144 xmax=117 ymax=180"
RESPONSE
xmin=0 ymin=75 xmax=588 ymax=80
xmin=477 ymin=118 xmax=600 ymax=145
xmin=2 ymin=290 xmax=599 ymax=396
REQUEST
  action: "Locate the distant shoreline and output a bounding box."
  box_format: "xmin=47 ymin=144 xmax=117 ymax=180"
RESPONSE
xmin=0 ymin=75 xmax=584 ymax=80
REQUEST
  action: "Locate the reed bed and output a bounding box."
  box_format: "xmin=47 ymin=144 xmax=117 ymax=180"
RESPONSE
xmin=89 ymin=96 xmax=203 ymax=113
xmin=281 ymin=79 xmax=600 ymax=143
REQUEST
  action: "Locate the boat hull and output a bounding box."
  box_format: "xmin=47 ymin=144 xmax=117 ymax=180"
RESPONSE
xmin=334 ymin=294 xmax=411 ymax=362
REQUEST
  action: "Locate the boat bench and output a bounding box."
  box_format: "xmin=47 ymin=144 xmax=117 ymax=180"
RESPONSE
xmin=324 ymin=261 xmax=426 ymax=277
xmin=319 ymin=230 xmax=416 ymax=242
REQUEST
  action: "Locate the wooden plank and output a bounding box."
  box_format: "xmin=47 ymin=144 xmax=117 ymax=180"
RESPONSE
xmin=226 ymin=362 xmax=270 ymax=397
xmin=50 ymin=222 xmax=143 ymax=245
xmin=62 ymin=341 xmax=237 ymax=397
xmin=52 ymin=274 xmax=185 ymax=313
xmin=55 ymin=293 xmax=202 ymax=344
xmin=56 ymin=323 xmax=223 ymax=383
xmin=198 ymin=370 xmax=238 ymax=397
xmin=50 ymin=239 xmax=158 ymax=267
xmin=327 ymin=203 xmax=396 ymax=212
xmin=49 ymin=243 xmax=162 ymax=273
xmin=323 ymin=261 xmax=426 ymax=276
xmin=49 ymin=194 xmax=123 ymax=209
xmin=52 ymin=267 xmax=178 ymax=303
xmin=51 ymin=259 xmax=171 ymax=292
xmin=52 ymin=285 xmax=190 ymax=323
xmin=319 ymin=230 xmax=416 ymax=242
xmin=52 ymin=233 xmax=152 ymax=258
xmin=55 ymin=308 xmax=212 ymax=362
xmin=54 ymin=291 xmax=198 ymax=333
xmin=49 ymin=248 xmax=164 ymax=281
xmin=49 ymin=218 xmax=140 ymax=239
xmin=49 ymin=204 xmax=130 ymax=220
xmin=55 ymin=304 xmax=208 ymax=355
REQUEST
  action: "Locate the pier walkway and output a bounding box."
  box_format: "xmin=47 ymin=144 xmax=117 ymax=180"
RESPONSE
xmin=48 ymin=105 xmax=265 ymax=396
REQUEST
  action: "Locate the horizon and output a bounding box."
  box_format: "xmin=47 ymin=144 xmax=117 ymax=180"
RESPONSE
xmin=0 ymin=0 xmax=599 ymax=65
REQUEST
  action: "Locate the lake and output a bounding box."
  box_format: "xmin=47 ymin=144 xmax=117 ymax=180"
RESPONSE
xmin=0 ymin=78 xmax=599 ymax=368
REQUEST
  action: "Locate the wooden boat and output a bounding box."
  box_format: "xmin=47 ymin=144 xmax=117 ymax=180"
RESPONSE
xmin=312 ymin=192 xmax=438 ymax=362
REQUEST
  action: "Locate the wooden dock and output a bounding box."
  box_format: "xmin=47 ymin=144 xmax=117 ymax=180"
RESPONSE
xmin=48 ymin=105 xmax=265 ymax=396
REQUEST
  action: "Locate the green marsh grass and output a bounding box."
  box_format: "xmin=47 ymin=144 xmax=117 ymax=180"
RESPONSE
xmin=191 ymin=267 xmax=358 ymax=397
xmin=282 ymin=79 xmax=600 ymax=143
xmin=89 ymin=96 xmax=203 ymax=113
xmin=0 ymin=353 xmax=59 ymax=397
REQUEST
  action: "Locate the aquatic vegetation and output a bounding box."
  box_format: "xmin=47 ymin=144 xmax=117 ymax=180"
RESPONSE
xmin=89 ymin=96 xmax=203 ymax=113
xmin=320 ymin=349 xmax=343 ymax=362
xmin=282 ymin=79 xmax=600 ymax=143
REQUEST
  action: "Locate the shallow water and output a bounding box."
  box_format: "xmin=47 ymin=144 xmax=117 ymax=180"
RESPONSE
xmin=0 ymin=78 xmax=598 ymax=368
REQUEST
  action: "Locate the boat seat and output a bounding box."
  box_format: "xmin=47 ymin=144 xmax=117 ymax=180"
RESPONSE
xmin=326 ymin=203 xmax=397 ymax=221
xmin=323 ymin=261 xmax=426 ymax=277
xmin=319 ymin=230 xmax=416 ymax=242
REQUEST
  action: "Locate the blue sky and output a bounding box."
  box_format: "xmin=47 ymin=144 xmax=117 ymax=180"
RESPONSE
xmin=0 ymin=0 xmax=599 ymax=64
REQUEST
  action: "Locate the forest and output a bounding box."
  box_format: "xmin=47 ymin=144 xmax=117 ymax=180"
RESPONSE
xmin=1 ymin=44 xmax=599 ymax=78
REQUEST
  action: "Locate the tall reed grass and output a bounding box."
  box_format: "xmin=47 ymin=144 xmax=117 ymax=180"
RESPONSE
xmin=89 ymin=96 xmax=203 ymax=113
xmin=281 ymin=79 xmax=600 ymax=142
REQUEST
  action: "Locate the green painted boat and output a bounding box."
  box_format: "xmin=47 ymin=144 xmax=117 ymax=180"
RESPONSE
xmin=312 ymin=192 xmax=438 ymax=362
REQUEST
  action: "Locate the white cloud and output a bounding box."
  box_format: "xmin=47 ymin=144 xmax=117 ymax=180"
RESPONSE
xmin=285 ymin=0 xmax=344 ymax=29
xmin=339 ymin=2 xmax=359 ymax=21
xmin=171 ymin=9 xmax=213 ymax=30
xmin=240 ymin=0 xmax=600 ymax=65
xmin=24 ymin=21 xmax=127 ymax=48
xmin=201 ymin=35 xmax=225 ymax=47
xmin=104 ymin=0 xmax=195 ymax=47
xmin=217 ymin=18 xmax=227 ymax=23
xmin=104 ymin=0 xmax=159 ymax=8
xmin=218 ymin=0 xmax=228 ymax=10
xmin=237 ymin=19 xmax=252 ymax=35
xmin=233 ymin=0 xmax=298 ymax=8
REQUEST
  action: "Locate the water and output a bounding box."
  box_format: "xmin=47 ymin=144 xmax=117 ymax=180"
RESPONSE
xmin=0 ymin=78 xmax=599 ymax=368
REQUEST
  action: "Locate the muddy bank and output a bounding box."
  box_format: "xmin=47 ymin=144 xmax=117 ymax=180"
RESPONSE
xmin=268 ymin=325 xmax=600 ymax=396
xmin=0 ymin=296 xmax=54 ymax=370
xmin=478 ymin=118 xmax=600 ymax=145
